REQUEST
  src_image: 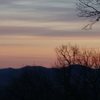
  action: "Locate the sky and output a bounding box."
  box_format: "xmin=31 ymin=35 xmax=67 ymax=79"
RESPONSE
xmin=0 ymin=0 xmax=100 ymax=68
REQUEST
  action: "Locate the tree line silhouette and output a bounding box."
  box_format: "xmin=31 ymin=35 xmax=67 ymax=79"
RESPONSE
xmin=55 ymin=44 xmax=100 ymax=69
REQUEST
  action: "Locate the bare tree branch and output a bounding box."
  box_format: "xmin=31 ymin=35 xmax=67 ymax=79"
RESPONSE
xmin=77 ymin=0 xmax=100 ymax=29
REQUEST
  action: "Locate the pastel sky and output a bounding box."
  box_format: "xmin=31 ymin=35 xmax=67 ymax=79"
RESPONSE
xmin=0 ymin=0 xmax=100 ymax=68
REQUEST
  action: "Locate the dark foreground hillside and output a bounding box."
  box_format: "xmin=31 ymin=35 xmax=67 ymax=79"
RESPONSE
xmin=0 ymin=65 xmax=100 ymax=100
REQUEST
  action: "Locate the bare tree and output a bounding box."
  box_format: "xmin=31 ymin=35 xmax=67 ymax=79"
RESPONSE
xmin=55 ymin=44 xmax=79 ymax=67
xmin=77 ymin=0 xmax=100 ymax=30
xmin=55 ymin=44 xmax=100 ymax=69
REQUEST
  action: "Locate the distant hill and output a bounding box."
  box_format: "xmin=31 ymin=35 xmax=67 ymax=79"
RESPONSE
xmin=0 ymin=65 xmax=100 ymax=100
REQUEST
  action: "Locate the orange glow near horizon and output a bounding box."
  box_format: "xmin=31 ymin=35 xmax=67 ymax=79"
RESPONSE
xmin=0 ymin=35 xmax=100 ymax=68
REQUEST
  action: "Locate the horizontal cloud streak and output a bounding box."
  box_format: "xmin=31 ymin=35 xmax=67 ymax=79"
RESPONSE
xmin=0 ymin=19 xmax=99 ymax=37
xmin=0 ymin=0 xmax=76 ymax=22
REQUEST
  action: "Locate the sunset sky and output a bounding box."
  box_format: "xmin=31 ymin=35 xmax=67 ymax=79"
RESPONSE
xmin=0 ymin=0 xmax=100 ymax=68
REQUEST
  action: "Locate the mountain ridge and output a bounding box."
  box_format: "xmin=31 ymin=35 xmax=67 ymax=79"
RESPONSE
xmin=0 ymin=64 xmax=99 ymax=100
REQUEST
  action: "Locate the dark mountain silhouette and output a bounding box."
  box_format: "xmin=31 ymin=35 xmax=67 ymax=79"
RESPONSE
xmin=0 ymin=65 xmax=100 ymax=100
